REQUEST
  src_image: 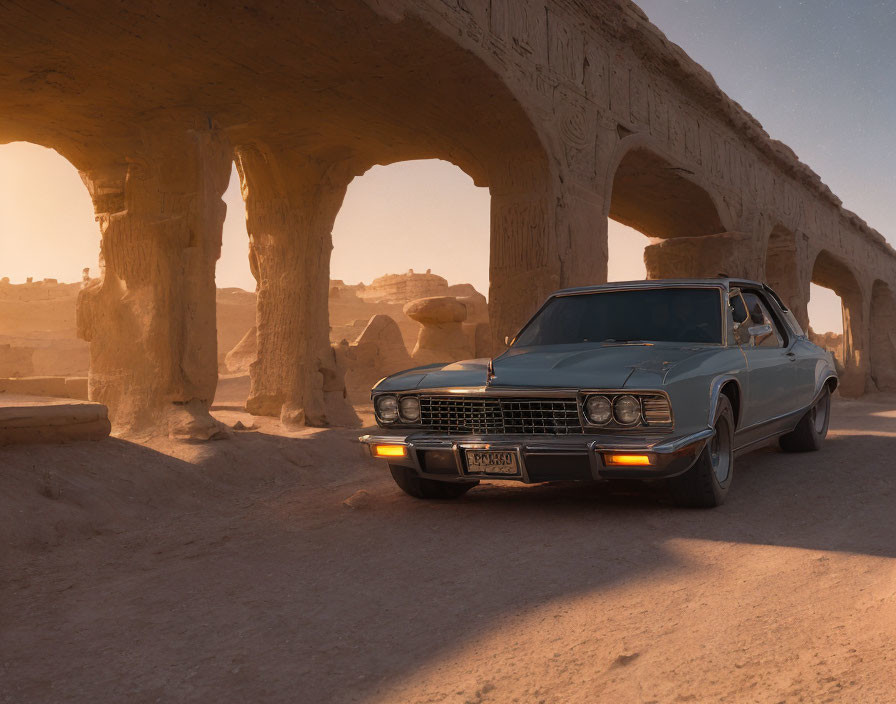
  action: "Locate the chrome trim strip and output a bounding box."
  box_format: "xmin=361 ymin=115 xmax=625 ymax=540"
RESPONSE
xmin=391 ymin=386 xmax=669 ymax=397
xmin=735 ymin=407 xmax=803 ymax=437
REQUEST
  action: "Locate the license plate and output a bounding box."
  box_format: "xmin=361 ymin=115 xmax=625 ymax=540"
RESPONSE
xmin=465 ymin=450 xmax=520 ymax=475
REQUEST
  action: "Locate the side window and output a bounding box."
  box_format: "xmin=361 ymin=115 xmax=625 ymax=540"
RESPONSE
xmin=742 ymin=292 xmax=785 ymax=348
xmin=728 ymin=291 xmax=750 ymax=345
xmin=730 ymin=293 xmax=748 ymax=326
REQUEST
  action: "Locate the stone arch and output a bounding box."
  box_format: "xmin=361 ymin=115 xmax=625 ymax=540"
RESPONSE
xmin=2 ymin=2 xmax=559 ymax=432
xmin=764 ymin=224 xmax=806 ymax=327
xmin=605 ymin=137 xmax=730 ymax=239
xmin=810 ymin=249 xmax=866 ymax=396
xmin=602 ymin=137 xmax=747 ymax=281
xmin=225 ymin=9 xmax=553 ymax=425
xmin=870 ymin=280 xmax=896 ymax=391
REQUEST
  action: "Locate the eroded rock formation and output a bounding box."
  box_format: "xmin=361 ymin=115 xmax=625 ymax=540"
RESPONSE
xmin=404 ymin=296 xmax=473 ymax=364
xmin=357 ymin=270 xmax=448 ymax=304
xmin=340 ymin=314 xmax=413 ymax=401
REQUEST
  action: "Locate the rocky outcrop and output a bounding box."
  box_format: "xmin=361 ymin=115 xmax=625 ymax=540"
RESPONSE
xmin=224 ymin=327 xmax=257 ymax=375
xmin=357 ymin=270 xmax=448 ymax=304
xmin=340 ymin=314 xmax=413 ymax=401
xmin=404 ymin=297 xmax=473 ymax=365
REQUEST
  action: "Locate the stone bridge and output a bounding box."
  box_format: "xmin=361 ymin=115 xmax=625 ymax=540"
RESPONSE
xmin=2 ymin=0 xmax=894 ymax=435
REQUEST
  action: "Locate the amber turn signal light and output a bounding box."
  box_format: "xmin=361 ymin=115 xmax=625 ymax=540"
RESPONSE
xmin=372 ymin=444 xmax=407 ymax=458
xmin=603 ymin=453 xmax=653 ymax=467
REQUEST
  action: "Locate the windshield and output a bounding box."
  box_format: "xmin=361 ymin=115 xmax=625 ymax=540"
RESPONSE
xmin=513 ymin=287 xmax=723 ymax=347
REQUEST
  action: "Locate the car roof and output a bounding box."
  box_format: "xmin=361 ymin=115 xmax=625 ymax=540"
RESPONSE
xmin=552 ymin=278 xmax=765 ymax=296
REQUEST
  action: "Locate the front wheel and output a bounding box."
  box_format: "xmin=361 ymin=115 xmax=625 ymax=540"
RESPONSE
xmin=668 ymin=395 xmax=735 ymax=508
xmin=779 ymin=387 xmax=831 ymax=452
xmin=389 ymin=465 xmax=478 ymax=500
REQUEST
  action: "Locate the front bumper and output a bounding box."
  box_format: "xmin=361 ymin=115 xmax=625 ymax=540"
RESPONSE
xmin=359 ymin=429 xmax=713 ymax=483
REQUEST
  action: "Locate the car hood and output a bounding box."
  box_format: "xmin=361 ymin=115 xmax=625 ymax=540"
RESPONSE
xmin=375 ymin=343 xmax=721 ymax=391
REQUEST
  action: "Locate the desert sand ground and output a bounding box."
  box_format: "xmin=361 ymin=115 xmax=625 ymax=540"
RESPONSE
xmin=2 ymin=386 xmax=895 ymax=703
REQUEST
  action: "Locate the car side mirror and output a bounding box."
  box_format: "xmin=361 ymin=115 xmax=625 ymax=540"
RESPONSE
xmin=504 ymin=335 xmax=511 ymax=347
xmin=747 ymin=324 xmax=772 ymax=346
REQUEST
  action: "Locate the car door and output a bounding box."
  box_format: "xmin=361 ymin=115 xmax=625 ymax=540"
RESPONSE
xmin=732 ymin=289 xmax=803 ymax=429
xmin=762 ymin=286 xmax=819 ymax=412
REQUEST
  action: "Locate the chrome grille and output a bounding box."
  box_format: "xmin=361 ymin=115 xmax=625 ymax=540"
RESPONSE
xmin=419 ymin=396 xmax=582 ymax=435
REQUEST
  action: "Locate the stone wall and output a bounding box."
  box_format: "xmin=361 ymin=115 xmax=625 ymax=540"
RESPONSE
xmin=2 ymin=0 xmax=893 ymax=433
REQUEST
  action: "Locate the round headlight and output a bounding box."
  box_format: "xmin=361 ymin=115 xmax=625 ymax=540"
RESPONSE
xmin=585 ymin=395 xmax=612 ymax=425
xmin=375 ymin=395 xmax=399 ymax=423
xmin=613 ymin=395 xmax=642 ymax=425
xmin=399 ymin=396 xmax=421 ymax=422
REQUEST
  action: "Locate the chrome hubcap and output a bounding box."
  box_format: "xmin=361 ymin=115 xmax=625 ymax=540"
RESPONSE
xmin=710 ymin=417 xmax=731 ymax=483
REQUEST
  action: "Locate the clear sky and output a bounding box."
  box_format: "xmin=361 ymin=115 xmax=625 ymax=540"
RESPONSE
xmin=3 ymin=0 xmax=893 ymax=334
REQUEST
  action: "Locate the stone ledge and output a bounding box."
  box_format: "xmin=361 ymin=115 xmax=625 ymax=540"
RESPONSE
xmin=0 ymin=395 xmax=111 ymax=446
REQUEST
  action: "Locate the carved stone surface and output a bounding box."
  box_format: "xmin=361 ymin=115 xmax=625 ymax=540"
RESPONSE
xmin=644 ymin=232 xmax=761 ymax=281
xmin=76 ymin=126 xmax=231 ymax=438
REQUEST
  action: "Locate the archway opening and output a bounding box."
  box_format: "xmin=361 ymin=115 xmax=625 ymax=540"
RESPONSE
xmin=870 ymin=280 xmax=896 ymax=391
xmin=329 ymin=159 xmax=490 ymax=403
xmin=0 ymin=142 xmax=98 ymax=392
xmin=808 ymin=283 xmax=844 ymax=364
xmin=606 ymin=146 xmax=728 ymax=281
xmin=607 ymin=222 xmax=649 ymax=282
xmin=810 ymin=250 xmax=865 ymax=394
xmin=213 ymin=162 xmax=257 ymax=411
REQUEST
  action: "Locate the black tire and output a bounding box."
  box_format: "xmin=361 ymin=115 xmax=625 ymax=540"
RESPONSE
xmin=668 ymin=395 xmax=735 ymax=508
xmin=779 ymin=387 xmax=831 ymax=452
xmin=388 ymin=465 xmax=478 ymax=500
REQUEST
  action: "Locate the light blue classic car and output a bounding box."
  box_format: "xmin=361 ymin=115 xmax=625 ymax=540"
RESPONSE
xmin=361 ymin=279 xmax=838 ymax=507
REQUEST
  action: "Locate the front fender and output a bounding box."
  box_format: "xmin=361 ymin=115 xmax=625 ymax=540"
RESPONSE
xmin=707 ymin=374 xmax=744 ymax=429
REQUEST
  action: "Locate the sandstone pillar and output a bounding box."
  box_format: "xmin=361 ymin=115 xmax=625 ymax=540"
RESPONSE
xmin=643 ymin=232 xmax=762 ymax=281
xmin=236 ymin=145 xmax=359 ymax=427
xmin=557 ymin=182 xmax=608 ymax=288
xmin=790 ymin=267 xmax=813 ymax=334
xmin=839 ymin=296 xmax=869 ymax=397
xmin=488 ymin=166 xmax=562 ymax=349
xmin=77 ymin=125 xmax=231 ymax=437
xmin=870 ymin=282 xmax=896 ymax=391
